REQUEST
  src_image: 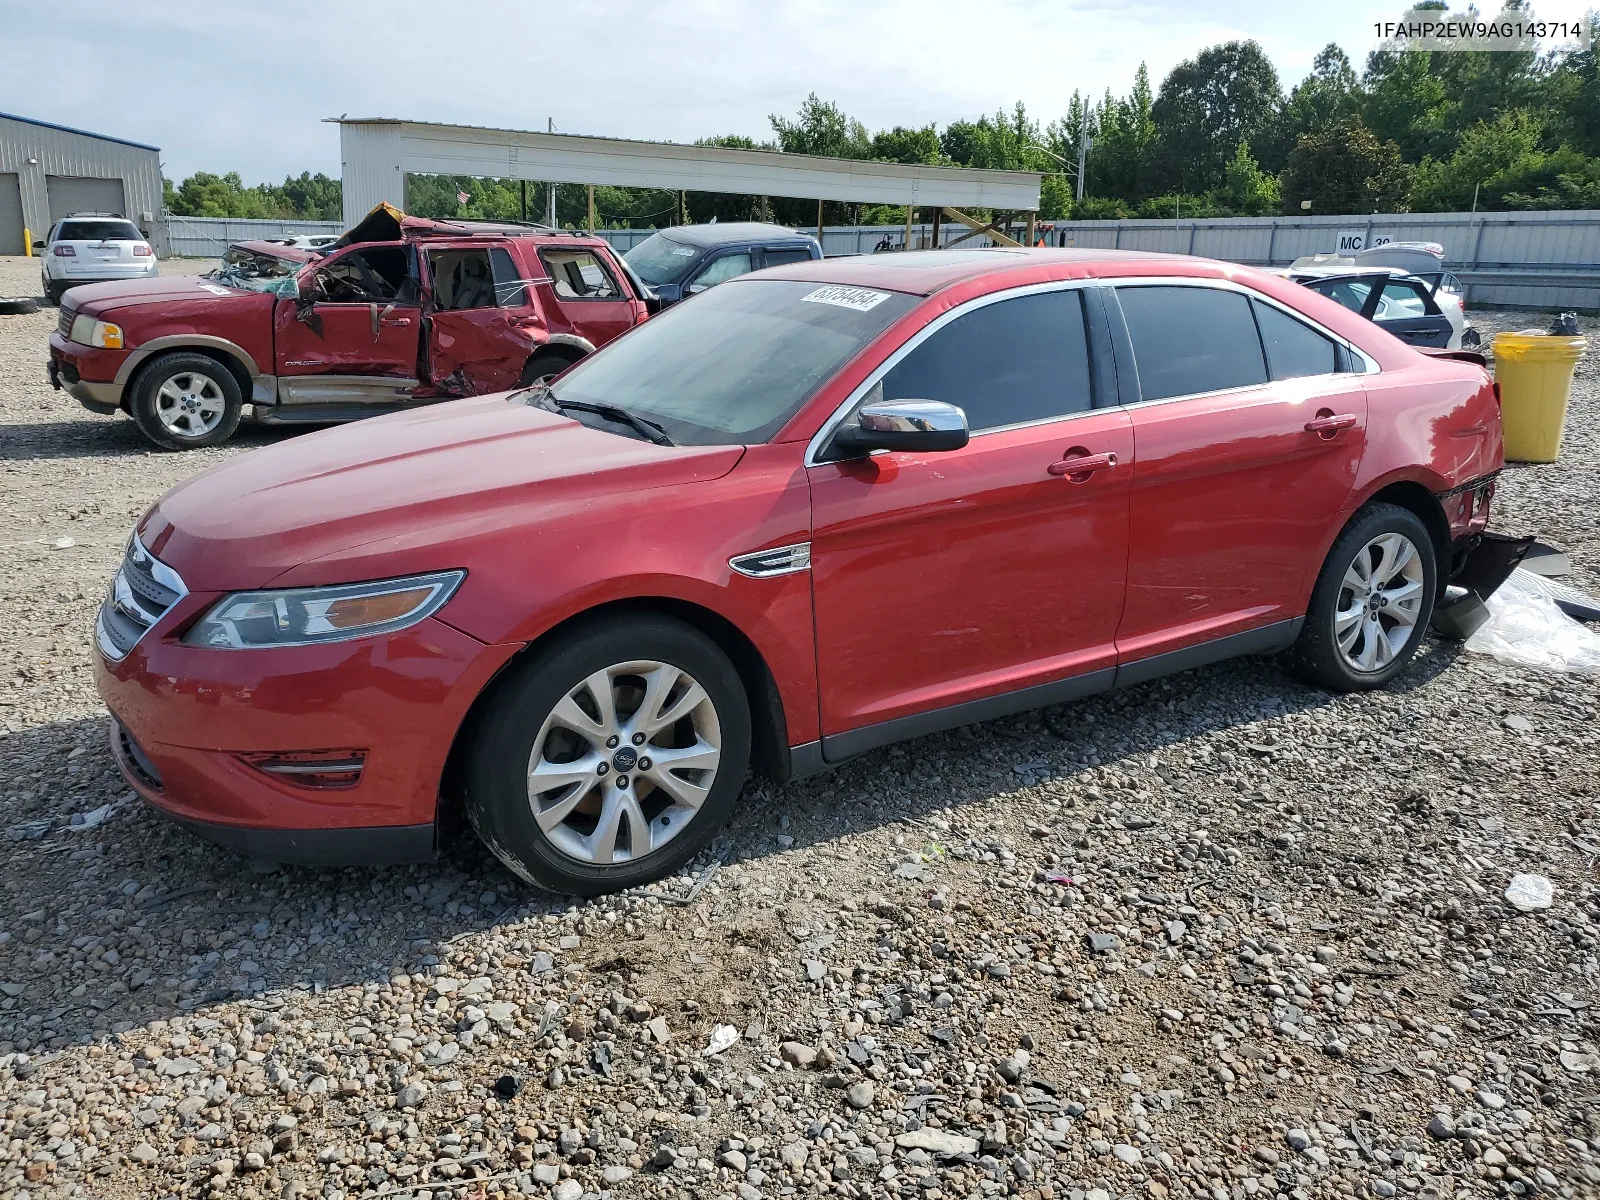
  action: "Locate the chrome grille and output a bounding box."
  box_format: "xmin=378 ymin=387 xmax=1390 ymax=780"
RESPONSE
xmin=96 ymin=534 xmax=187 ymax=661
xmin=56 ymin=304 xmax=75 ymax=341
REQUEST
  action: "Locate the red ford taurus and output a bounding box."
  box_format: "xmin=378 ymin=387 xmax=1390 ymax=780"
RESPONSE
xmin=95 ymin=249 xmax=1502 ymax=894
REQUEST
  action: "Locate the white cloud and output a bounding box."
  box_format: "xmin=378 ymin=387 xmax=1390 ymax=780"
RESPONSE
xmin=2 ymin=0 xmax=1592 ymax=182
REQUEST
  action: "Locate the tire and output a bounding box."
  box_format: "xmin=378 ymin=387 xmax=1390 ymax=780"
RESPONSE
xmin=1283 ymin=502 xmax=1438 ymax=692
xmin=518 ymin=350 xmax=578 ymax=388
xmin=129 ymin=352 xmax=243 ymax=450
xmin=42 ymin=283 xmax=62 ymax=306
xmin=463 ymin=614 xmax=751 ymax=895
xmin=0 ymin=298 xmax=38 ymax=315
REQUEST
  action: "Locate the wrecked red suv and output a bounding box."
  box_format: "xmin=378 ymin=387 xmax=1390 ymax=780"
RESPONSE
xmin=47 ymin=205 xmax=650 ymax=450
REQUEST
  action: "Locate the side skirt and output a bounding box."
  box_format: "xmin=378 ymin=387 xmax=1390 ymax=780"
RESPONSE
xmin=811 ymin=617 xmax=1303 ymax=767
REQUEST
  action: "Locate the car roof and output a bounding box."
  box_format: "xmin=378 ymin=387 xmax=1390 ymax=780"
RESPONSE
xmin=653 ymin=222 xmax=815 ymax=248
xmin=754 ymin=247 xmax=1220 ymax=296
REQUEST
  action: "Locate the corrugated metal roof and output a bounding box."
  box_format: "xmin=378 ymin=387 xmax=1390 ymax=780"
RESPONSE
xmin=0 ymin=111 xmax=159 ymax=152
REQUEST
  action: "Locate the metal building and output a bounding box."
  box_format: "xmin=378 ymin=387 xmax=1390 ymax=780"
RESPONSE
xmin=0 ymin=112 xmax=165 ymax=256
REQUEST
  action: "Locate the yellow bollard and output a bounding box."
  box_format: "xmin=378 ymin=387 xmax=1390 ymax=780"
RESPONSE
xmin=22 ymin=228 xmax=31 ymax=257
xmin=1493 ymin=332 xmax=1588 ymax=463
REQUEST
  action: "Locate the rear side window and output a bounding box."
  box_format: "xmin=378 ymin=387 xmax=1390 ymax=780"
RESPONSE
xmin=878 ymin=290 xmax=1092 ymax=432
xmin=1252 ymin=300 xmax=1338 ymax=380
xmin=58 ymin=219 xmax=141 ymax=241
xmin=490 ymin=247 xmax=528 ymax=307
xmin=763 ymin=247 xmax=814 ymax=267
xmin=541 ymin=249 xmax=622 ymax=300
xmin=1117 ymin=286 xmax=1266 ymax=402
xmin=1310 ymin=279 xmax=1374 ymax=314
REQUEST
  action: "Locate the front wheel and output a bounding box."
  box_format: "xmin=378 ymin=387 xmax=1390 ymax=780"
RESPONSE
xmin=463 ymin=614 xmax=751 ymax=894
xmin=129 ymin=352 xmax=243 ymax=450
xmin=1284 ymin=502 xmax=1438 ymax=692
xmin=518 ymin=351 xmax=577 ymax=388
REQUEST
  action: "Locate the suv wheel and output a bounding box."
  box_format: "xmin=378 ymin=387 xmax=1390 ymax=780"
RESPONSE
xmin=1284 ymin=502 xmax=1437 ymax=692
xmin=43 ymin=282 xmax=63 ymax=306
xmin=130 ymin=352 xmax=243 ymax=450
xmin=463 ymin=614 xmax=750 ymax=894
xmin=518 ymin=351 xmax=577 ymax=388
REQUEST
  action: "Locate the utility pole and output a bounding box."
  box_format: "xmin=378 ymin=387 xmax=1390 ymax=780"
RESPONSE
xmin=546 ymin=117 xmax=557 ymax=227
xmin=1075 ymin=105 xmax=1091 ymax=203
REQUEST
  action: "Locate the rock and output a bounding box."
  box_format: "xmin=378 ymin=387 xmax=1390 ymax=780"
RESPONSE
xmin=780 ymin=1141 xmax=809 ymax=1169
xmin=1505 ymin=873 xmax=1554 ymax=912
xmin=779 ymin=1041 xmax=817 ymax=1067
xmin=719 ymin=1149 xmax=748 ymax=1172
xmin=1113 ymin=1144 xmax=1141 ymax=1164
xmin=1086 ymin=932 xmax=1120 ymax=954
xmin=805 ymin=959 xmax=826 ymax=982
xmin=1503 ymin=713 xmax=1534 ymax=732
xmin=553 ymin=1181 xmax=583 ymax=1200
xmin=1284 ymin=1129 xmax=1311 ymax=1151
xmin=531 ymin=1164 xmax=560 ymax=1184
xmin=896 ymin=1128 xmax=979 ymax=1157
xmin=996 ymin=1050 xmax=1029 ymax=1083
xmin=130 ymin=1143 xmax=158 ymax=1163
xmin=846 ymin=1081 xmax=875 ymax=1109
xmin=646 ymin=1016 xmax=671 ymax=1044
xmin=602 ymin=1164 xmax=633 ymax=1184
xmin=1427 ymin=1113 xmax=1456 ymax=1140
xmin=395 ymin=1083 xmax=428 ymax=1109
xmin=1482 ymin=1147 xmax=1508 ymax=1166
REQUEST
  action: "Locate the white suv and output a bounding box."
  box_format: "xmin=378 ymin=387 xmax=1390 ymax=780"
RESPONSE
xmin=38 ymin=214 xmax=158 ymax=304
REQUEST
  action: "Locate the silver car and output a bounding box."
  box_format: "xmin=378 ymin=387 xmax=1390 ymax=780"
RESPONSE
xmin=37 ymin=214 xmax=158 ymax=304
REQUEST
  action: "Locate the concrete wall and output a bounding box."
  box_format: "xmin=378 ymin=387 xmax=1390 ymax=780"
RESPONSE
xmin=0 ymin=113 xmax=165 ymax=255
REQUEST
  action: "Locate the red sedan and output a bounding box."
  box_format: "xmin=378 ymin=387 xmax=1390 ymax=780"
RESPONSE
xmin=96 ymin=249 xmax=1503 ymax=894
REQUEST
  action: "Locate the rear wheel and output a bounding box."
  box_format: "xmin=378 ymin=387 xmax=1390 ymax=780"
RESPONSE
xmin=518 ymin=350 xmax=578 ymax=388
xmin=42 ymin=282 xmax=63 ymax=306
xmin=130 ymin=352 xmax=243 ymax=450
xmin=1284 ymin=502 xmax=1437 ymax=691
xmin=463 ymin=614 xmax=750 ymax=894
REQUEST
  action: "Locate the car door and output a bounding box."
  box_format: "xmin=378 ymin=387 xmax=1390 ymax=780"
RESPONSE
xmin=1371 ymin=277 xmax=1453 ymax=348
xmin=423 ymin=245 xmax=538 ymax=395
xmin=808 ymin=286 xmax=1133 ymax=757
xmin=1109 ymin=284 xmax=1368 ymax=675
xmin=272 ymin=242 xmax=422 ymax=408
xmin=533 ymin=245 xmax=637 ymax=348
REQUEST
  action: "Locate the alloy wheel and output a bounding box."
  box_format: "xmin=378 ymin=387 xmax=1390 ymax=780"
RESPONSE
xmin=154 ymin=370 xmax=226 ymax=439
xmin=1334 ymin=532 xmax=1426 ymax=672
xmin=525 ymin=660 xmax=722 ymax=866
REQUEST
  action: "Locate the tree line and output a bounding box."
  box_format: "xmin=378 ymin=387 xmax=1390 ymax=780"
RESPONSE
xmin=163 ymin=7 xmax=1600 ymax=227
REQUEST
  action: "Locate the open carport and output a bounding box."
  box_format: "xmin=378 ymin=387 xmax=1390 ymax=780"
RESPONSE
xmin=331 ymin=117 xmax=1042 ymax=249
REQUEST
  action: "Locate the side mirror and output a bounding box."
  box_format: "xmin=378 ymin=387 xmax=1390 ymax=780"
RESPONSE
xmin=32 ymin=239 xmax=45 ymax=251
xmin=686 ymin=282 xmax=709 ymax=295
xmin=830 ymin=400 xmax=969 ymax=457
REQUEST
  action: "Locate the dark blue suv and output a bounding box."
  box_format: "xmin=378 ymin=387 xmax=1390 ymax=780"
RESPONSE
xmin=623 ymin=223 xmax=822 ymax=308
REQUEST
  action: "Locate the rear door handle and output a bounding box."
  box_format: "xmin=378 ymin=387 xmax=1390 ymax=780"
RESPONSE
xmin=382 ymin=317 xmax=412 ymax=327
xmin=1304 ymin=413 xmax=1358 ymax=436
xmin=1047 ymin=451 xmax=1118 ymax=479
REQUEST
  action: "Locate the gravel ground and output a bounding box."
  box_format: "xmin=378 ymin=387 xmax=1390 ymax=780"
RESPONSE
xmin=2 ymin=254 xmax=1600 ymax=1200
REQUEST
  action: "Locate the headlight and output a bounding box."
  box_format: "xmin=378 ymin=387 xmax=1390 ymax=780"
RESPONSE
xmin=69 ymin=316 xmax=125 ymax=349
xmin=181 ymin=571 xmax=465 ymax=649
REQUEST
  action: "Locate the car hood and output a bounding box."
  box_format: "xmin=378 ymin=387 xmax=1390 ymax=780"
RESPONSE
xmin=139 ymin=395 xmax=746 ymax=591
xmin=66 ymin=275 xmax=262 ymax=320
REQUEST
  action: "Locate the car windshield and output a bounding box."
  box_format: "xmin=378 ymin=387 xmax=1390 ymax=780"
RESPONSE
xmin=623 ymin=233 xmax=701 ymax=286
xmin=206 ymin=250 xmax=302 ymax=296
xmin=536 ymin=278 xmax=918 ymax=445
xmin=58 ymin=219 xmax=141 ymax=242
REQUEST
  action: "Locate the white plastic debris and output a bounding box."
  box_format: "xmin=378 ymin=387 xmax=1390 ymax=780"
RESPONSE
xmin=702 ymin=1024 xmax=740 ymax=1057
xmin=1465 ymin=570 xmax=1600 ymax=674
xmin=49 ymin=536 xmax=75 ymax=550
xmin=1505 ymin=873 xmax=1554 ymax=912
xmin=67 ymin=799 xmax=127 ymax=830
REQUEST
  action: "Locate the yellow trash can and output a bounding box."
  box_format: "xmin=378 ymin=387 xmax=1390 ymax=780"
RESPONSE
xmin=1493 ymin=332 xmax=1587 ymax=463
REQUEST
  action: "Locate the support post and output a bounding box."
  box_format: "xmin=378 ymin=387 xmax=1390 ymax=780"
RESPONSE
xmin=941 ymin=207 xmax=1023 ymax=249
xmin=904 ymin=204 xmax=915 ymax=250
xmin=587 ymin=185 xmax=595 ymax=234
xmin=931 ymin=208 xmax=941 ymax=249
xmin=519 ymin=180 xmax=527 ymax=222
xmin=817 ymin=199 xmax=824 ymax=247
xmin=1026 ymin=211 xmax=1036 ymax=247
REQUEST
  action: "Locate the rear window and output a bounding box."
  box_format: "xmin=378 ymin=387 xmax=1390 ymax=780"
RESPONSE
xmin=58 ymin=220 xmax=141 ymax=242
xmin=1252 ymin=300 xmax=1339 ymax=380
xmin=1117 ymin=286 xmax=1267 ymax=402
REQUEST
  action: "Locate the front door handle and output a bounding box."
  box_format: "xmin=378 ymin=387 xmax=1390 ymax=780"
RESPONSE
xmin=1304 ymin=412 xmax=1358 ymax=437
xmin=1047 ymin=450 xmax=1118 ymax=481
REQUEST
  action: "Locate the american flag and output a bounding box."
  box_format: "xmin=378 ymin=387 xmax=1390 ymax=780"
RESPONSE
xmin=457 ymin=190 xmax=470 ymax=205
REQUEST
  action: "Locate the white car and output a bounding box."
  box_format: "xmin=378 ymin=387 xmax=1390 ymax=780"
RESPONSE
xmin=38 ymin=214 xmax=157 ymax=304
xmin=1283 ymin=243 xmax=1479 ymax=351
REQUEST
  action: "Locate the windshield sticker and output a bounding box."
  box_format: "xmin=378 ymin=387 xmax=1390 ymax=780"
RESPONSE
xmin=801 ymin=285 xmax=891 ymax=312
xmin=198 ymin=283 xmax=232 ymax=296
xmin=671 ymin=246 xmax=695 ymax=256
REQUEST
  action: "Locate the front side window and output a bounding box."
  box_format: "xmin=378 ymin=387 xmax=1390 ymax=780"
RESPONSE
xmin=1253 ymin=300 xmax=1339 ymax=380
xmin=312 ymin=246 xmax=414 ymax=303
xmin=874 ymin=290 xmax=1092 ymax=432
xmin=542 ymin=279 xmax=917 ymax=445
xmin=541 ymin=249 xmax=622 ymax=300
xmin=1117 ymin=286 xmax=1267 ymax=402
xmin=690 ymin=252 xmax=754 ymax=291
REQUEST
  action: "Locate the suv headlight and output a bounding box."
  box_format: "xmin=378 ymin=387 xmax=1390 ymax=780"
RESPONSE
xmin=69 ymin=315 xmax=125 ymax=349
xmin=181 ymin=571 xmax=465 ymax=649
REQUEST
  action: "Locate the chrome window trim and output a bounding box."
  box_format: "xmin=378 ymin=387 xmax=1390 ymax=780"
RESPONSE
xmin=803 ymin=275 xmax=1379 ymax=467
xmin=804 ymin=279 xmax=1098 ymax=467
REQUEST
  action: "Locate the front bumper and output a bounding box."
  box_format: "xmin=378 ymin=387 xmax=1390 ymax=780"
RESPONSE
xmin=49 ymin=332 xmax=128 ymax=413
xmin=97 ymin=608 xmax=519 ymax=865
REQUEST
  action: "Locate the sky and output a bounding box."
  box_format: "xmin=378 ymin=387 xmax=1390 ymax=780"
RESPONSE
xmin=4 ymin=0 xmax=1595 ymax=184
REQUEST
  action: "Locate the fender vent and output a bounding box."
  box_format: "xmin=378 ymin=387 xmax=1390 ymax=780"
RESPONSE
xmin=730 ymin=543 xmax=811 ymax=578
